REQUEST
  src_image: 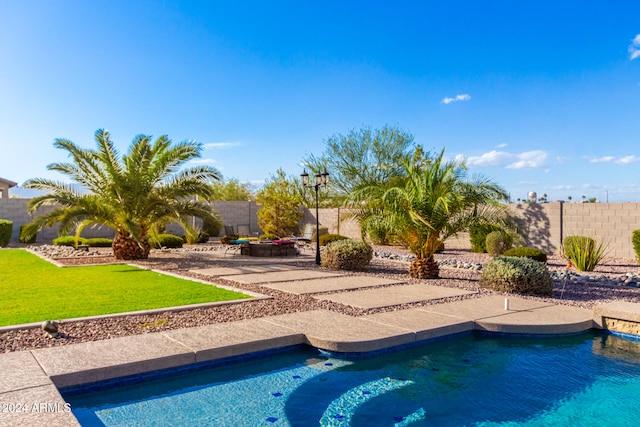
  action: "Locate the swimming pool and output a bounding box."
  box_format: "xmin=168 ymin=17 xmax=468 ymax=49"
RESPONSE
xmin=63 ymin=331 xmax=640 ymax=426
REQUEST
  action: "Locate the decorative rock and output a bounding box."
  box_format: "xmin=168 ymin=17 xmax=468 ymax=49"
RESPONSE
xmin=41 ymin=320 xmax=59 ymax=338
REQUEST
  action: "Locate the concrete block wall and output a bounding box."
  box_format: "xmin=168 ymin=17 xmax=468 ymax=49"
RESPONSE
xmin=561 ymin=202 xmax=640 ymax=259
xmin=2 ymin=199 xmax=640 ymax=260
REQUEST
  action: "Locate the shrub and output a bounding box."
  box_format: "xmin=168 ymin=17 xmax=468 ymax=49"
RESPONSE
xmin=633 ymin=230 xmax=640 ymax=265
xmin=480 ymin=256 xmax=553 ymax=296
xmin=0 ymin=219 xmax=12 ymax=247
xmin=19 ymin=225 xmax=36 ymax=244
xmin=503 ymin=247 xmax=547 ymax=263
xmin=320 ymin=233 xmax=349 ymax=246
xmin=85 ymin=238 xmax=113 ymax=247
xmin=321 ymin=239 xmax=373 ymax=271
xmin=364 ymin=222 xmax=392 ymax=245
xmin=220 ymin=233 xmax=239 ymax=245
xmin=202 ymin=214 xmax=223 ymax=237
xmin=485 ymin=231 xmax=513 ymax=257
xmin=562 ymin=235 xmax=608 ymax=272
xmin=259 ymin=233 xmax=279 ymax=241
xmin=182 ymin=231 xmax=210 ymax=244
xmin=53 ymin=236 xmax=88 ymax=247
xmin=469 ymin=224 xmax=501 ymax=253
xmin=150 ymin=234 xmax=184 ymax=249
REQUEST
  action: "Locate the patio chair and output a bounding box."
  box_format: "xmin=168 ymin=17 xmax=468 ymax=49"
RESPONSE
xmin=237 ymin=224 xmax=251 ymax=237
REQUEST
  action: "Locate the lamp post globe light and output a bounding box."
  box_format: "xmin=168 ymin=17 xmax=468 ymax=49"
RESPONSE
xmin=300 ymin=169 xmax=329 ymax=265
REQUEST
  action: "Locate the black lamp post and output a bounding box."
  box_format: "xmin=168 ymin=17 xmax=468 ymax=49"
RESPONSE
xmin=301 ymin=169 xmax=329 ymax=265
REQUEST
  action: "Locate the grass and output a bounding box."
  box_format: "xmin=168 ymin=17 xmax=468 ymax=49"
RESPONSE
xmin=0 ymin=249 xmax=252 ymax=326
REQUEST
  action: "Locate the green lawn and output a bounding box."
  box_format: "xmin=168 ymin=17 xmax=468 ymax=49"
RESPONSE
xmin=0 ymin=249 xmax=251 ymax=326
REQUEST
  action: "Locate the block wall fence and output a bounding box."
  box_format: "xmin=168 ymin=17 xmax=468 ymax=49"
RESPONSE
xmin=2 ymin=199 xmax=640 ymax=260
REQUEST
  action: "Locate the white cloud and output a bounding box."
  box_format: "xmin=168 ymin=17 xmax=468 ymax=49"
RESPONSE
xmin=617 ymin=155 xmax=640 ymax=164
xmin=630 ymin=34 xmax=640 ymax=60
xmin=203 ymin=142 xmax=242 ymax=149
xmin=506 ymin=150 xmax=548 ymax=169
xmin=190 ymin=158 xmax=217 ymax=165
xmin=589 ymin=155 xmax=640 ymax=164
xmin=462 ymin=149 xmax=548 ymax=169
xmin=589 ymin=156 xmax=615 ymax=163
xmin=496 ymin=143 xmax=508 ymax=148
xmin=442 ymin=94 xmax=471 ymax=104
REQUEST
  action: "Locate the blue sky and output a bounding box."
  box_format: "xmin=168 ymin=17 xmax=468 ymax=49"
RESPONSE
xmin=1 ymin=1 xmax=639 ymax=202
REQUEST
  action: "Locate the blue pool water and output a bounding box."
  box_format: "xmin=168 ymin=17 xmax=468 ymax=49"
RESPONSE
xmin=63 ymin=331 xmax=640 ymax=426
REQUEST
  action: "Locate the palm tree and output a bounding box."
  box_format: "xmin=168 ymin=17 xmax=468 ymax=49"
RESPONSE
xmin=347 ymin=148 xmax=508 ymax=279
xmin=22 ymin=129 xmax=221 ymax=260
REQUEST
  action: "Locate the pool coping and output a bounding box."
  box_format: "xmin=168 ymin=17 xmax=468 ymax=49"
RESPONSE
xmin=1 ymin=294 xmax=608 ymax=427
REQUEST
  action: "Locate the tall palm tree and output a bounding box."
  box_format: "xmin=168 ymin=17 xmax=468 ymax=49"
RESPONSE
xmin=347 ymin=148 xmax=508 ymax=279
xmin=22 ymin=129 xmax=221 ymax=260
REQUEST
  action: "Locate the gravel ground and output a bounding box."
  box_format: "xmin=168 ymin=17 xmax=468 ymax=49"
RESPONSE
xmin=2 ymin=244 xmax=640 ymax=353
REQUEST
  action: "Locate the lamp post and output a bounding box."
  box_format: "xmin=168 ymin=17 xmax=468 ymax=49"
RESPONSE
xmin=301 ymin=169 xmax=329 ymax=265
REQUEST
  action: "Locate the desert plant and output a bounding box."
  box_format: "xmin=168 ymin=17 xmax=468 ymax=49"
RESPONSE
xmin=561 ymin=235 xmax=608 ymax=272
xmin=346 ymin=148 xmax=508 ymax=279
xmin=485 ymin=231 xmax=513 ymax=257
xmin=256 ymin=168 xmax=303 ymax=236
xmin=633 ymin=230 xmax=640 ymax=265
xmin=22 ymin=129 xmax=221 ymax=260
xmin=182 ymin=231 xmax=210 ymax=244
xmin=320 ymin=234 xmax=349 ymax=246
xmin=85 ymin=238 xmax=114 ymax=247
xmin=53 ymin=236 xmax=88 ymax=247
xmin=149 ymin=234 xmax=184 ymax=249
xmin=321 ymin=239 xmax=373 ymax=270
xmin=469 ymin=224 xmax=502 ymax=253
xmin=202 ymin=213 xmax=223 ymax=237
xmin=220 ymin=233 xmax=239 ymax=244
xmin=503 ymin=247 xmax=547 ymax=263
xmin=19 ymin=224 xmax=36 ymax=244
xmin=480 ymin=256 xmax=553 ymax=296
xmin=259 ymin=233 xmax=279 ymax=241
xmin=0 ymin=220 xmax=12 ymax=247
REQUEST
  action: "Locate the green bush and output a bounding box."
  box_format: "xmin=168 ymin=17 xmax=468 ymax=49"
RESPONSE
xmin=53 ymin=236 xmax=88 ymax=247
xmin=469 ymin=224 xmax=501 ymax=253
xmin=485 ymin=231 xmax=513 ymax=257
xmin=202 ymin=213 xmax=223 ymax=237
xmin=321 ymin=239 xmax=373 ymax=271
xmin=182 ymin=232 xmax=210 ymax=244
xmin=220 ymin=233 xmax=239 ymax=244
xmin=19 ymin=225 xmax=36 ymax=244
xmin=85 ymin=238 xmax=113 ymax=247
xmin=150 ymin=234 xmax=184 ymax=249
xmin=364 ymin=222 xmax=392 ymax=245
xmin=562 ymin=235 xmax=608 ymax=272
xmin=320 ymin=233 xmax=349 ymax=246
xmin=503 ymin=247 xmax=547 ymax=263
xmin=259 ymin=233 xmax=279 ymax=241
xmin=0 ymin=220 xmax=12 ymax=247
xmin=633 ymin=230 xmax=640 ymax=265
xmin=480 ymin=256 xmax=553 ymax=296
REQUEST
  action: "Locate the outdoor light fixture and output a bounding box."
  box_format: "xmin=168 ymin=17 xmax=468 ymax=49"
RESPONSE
xmin=301 ymin=168 xmax=329 ymax=265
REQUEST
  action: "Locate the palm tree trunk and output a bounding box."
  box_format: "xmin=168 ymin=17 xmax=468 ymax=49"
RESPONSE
xmin=112 ymin=231 xmax=150 ymax=260
xmin=409 ymin=256 xmax=440 ymax=279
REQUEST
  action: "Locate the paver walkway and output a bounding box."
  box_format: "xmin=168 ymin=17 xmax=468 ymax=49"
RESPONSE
xmin=262 ymin=275 xmax=405 ymax=294
xmin=314 ymin=283 xmax=476 ymax=309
